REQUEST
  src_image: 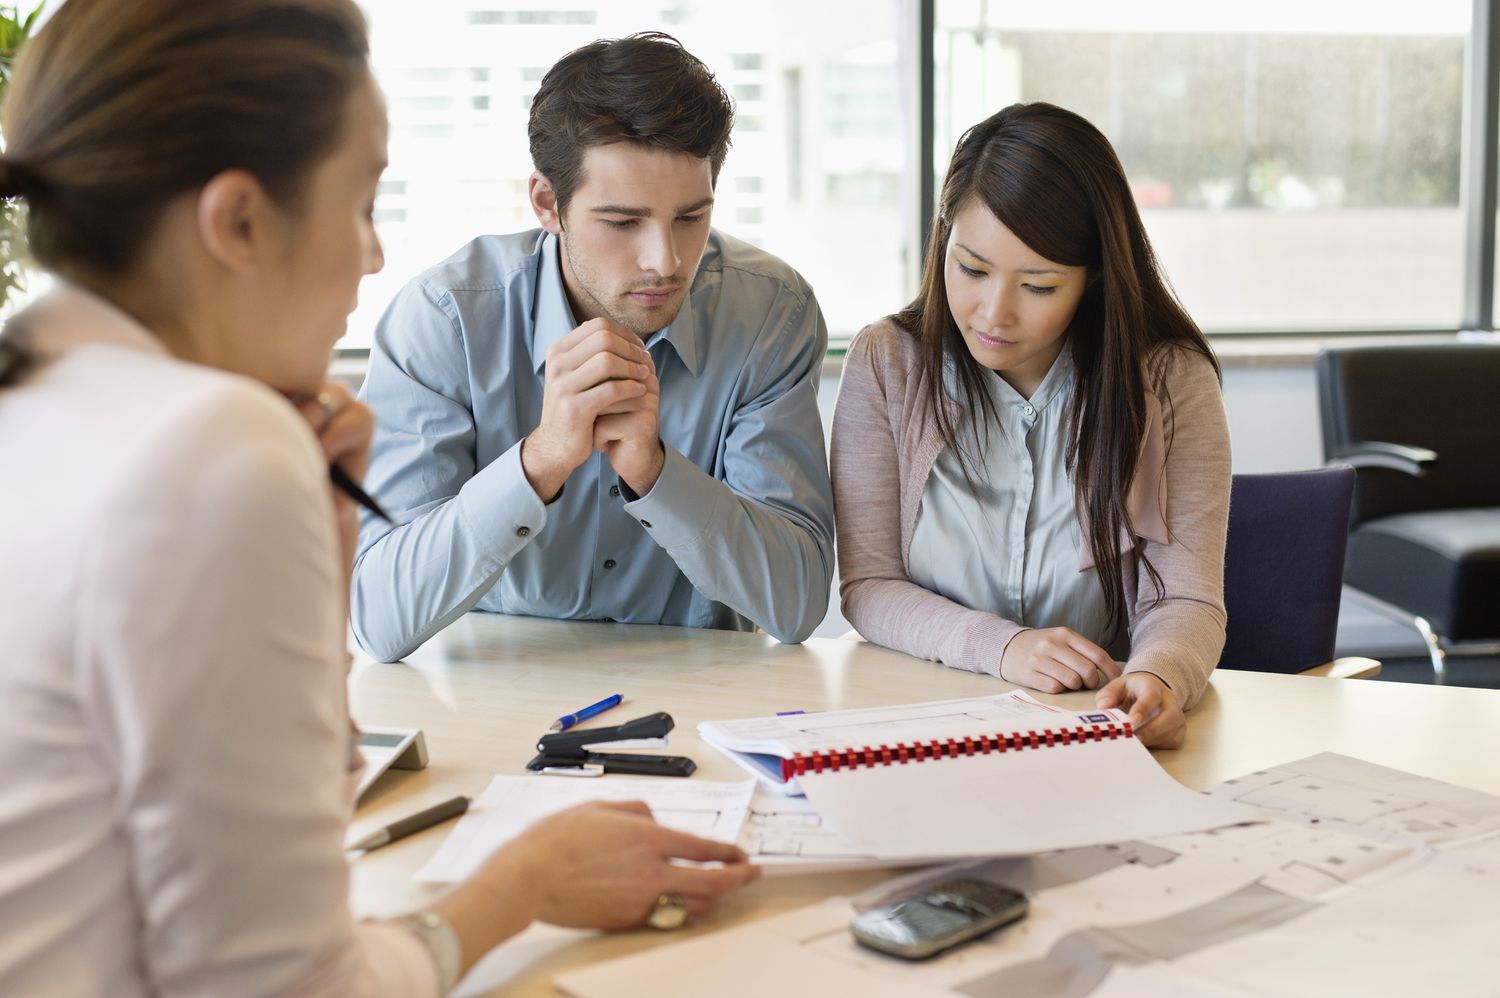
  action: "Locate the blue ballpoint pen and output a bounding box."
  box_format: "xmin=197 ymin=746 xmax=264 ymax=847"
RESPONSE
xmin=549 ymin=693 xmax=624 ymax=732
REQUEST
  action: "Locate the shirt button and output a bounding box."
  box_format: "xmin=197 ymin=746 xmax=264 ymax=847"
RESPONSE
xmin=1023 ymin=405 xmax=1035 ymax=416
xmin=639 ymin=519 xmax=652 ymax=529
xmin=603 ymin=559 xmax=617 ymax=570
xmin=609 ymin=485 xmax=621 ymax=498
xmin=515 ymin=526 xmax=531 ymax=537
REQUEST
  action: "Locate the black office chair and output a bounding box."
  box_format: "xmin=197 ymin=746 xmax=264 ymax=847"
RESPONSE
xmin=1317 ymin=344 xmax=1500 ymax=682
xmin=1218 ymin=468 xmax=1377 ymax=678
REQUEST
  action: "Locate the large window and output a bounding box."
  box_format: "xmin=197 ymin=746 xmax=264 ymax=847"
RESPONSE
xmin=351 ymin=1 xmax=1496 ymax=349
xmin=350 ymin=1 xmax=911 ymax=348
xmin=936 ymin=1 xmax=1472 ymax=331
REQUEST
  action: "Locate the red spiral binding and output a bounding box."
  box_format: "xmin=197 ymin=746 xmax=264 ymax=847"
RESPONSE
xmin=779 ymin=720 xmax=1133 ymax=782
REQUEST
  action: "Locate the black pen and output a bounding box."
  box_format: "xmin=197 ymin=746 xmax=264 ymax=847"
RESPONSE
xmin=330 ymin=463 xmax=393 ymax=524
xmin=347 ymin=794 xmax=470 ymax=852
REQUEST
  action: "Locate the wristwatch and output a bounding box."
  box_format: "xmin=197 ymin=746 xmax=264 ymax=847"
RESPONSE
xmin=391 ymin=910 xmax=462 ymax=993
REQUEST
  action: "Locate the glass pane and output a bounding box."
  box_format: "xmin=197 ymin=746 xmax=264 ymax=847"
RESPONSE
xmin=350 ymin=1 xmax=910 ymax=348
xmin=936 ymin=0 xmax=1471 ymax=331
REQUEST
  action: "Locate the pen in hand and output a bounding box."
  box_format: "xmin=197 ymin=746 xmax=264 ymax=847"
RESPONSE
xmin=347 ymin=794 xmax=470 ymax=853
xmin=330 ymin=462 xmax=393 ymax=524
xmin=549 ymin=693 xmax=624 ymax=732
xmin=291 ymin=388 xmax=394 ymax=525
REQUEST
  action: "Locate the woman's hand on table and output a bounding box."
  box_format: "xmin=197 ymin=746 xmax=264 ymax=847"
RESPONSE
xmin=496 ymin=800 xmax=760 ymax=930
xmin=1000 ymin=627 xmax=1122 ymax=693
xmin=1095 ymin=672 xmax=1186 ymax=749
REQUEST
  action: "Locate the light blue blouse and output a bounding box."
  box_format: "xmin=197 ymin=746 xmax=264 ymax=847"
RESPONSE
xmin=907 ymin=348 xmax=1126 ymax=657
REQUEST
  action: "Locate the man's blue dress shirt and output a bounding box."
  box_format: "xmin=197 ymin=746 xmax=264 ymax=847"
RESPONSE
xmin=351 ymin=229 xmax=834 ymax=661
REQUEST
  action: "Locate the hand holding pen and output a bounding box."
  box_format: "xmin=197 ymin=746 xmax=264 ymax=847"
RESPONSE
xmin=290 ymin=383 xmax=387 ymax=615
xmin=292 ymin=383 xmax=392 ymax=524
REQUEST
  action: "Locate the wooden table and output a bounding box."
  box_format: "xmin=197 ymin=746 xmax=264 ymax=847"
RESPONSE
xmin=347 ymin=614 xmax=1500 ymax=995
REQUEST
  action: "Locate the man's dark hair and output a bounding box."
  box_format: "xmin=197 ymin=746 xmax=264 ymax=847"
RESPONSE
xmin=528 ymin=31 xmax=734 ymax=217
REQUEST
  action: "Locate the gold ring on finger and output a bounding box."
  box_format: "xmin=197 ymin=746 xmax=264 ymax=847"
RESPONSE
xmin=315 ymin=391 xmax=340 ymax=425
xmin=646 ymin=891 xmax=688 ymax=930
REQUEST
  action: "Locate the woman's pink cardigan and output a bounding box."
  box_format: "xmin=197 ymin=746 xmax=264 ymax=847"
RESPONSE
xmin=830 ymin=319 xmax=1232 ymax=709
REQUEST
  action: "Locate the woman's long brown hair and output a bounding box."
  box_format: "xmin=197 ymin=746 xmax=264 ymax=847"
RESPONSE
xmin=898 ymin=102 xmax=1220 ymax=629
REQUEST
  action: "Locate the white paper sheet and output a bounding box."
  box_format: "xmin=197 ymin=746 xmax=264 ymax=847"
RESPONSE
xmin=737 ymin=784 xmax=878 ymax=862
xmin=797 ymin=736 xmax=1256 ymax=858
xmin=414 ymin=775 xmax=920 ymax=885
xmin=414 ymin=775 xmax=755 ymax=884
xmin=1203 ymin=750 xmax=1500 ymax=849
xmin=555 ymin=818 xmax=1428 ymax=998
xmin=556 ymin=754 xmax=1496 ymax=998
xmin=1171 ymin=849 xmax=1499 ymax=995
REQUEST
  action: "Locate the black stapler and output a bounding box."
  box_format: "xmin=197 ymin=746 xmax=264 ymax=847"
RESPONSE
xmin=526 ymin=711 xmax=697 ymax=777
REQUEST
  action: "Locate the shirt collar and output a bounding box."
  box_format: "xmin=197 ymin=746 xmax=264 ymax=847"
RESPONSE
xmin=656 ymin=289 xmax=701 ymax=376
xmin=988 ymin=343 xmax=1075 ymax=414
xmin=528 ymin=232 xmax=578 ymax=373
xmin=528 ymin=231 xmax=703 ymax=377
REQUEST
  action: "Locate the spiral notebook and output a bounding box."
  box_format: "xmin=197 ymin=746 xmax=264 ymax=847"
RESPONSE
xmin=700 ymin=691 xmax=1254 ymax=858
xmin=700 ymin=690 xmax=1131 ymax=795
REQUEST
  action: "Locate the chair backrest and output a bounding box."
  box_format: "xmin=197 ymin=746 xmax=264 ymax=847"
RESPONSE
xmin=1317 ymin=344 xmax=1500 ymax=527
xmin=1218 ymin=468 xmax=1355 ymax=673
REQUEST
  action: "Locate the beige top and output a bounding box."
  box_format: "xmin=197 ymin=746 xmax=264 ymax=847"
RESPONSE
xmin=830 ymin=318 xmax=1231 ymax=709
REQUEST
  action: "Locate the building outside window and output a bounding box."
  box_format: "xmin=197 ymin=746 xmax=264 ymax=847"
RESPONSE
xmin=351 ymin=1 xmax=1481 ymax=348
xmin=936 ymin=0 xmax=1471 ymax=331
xmin=351 ymin=1 xmax=909 ymax=349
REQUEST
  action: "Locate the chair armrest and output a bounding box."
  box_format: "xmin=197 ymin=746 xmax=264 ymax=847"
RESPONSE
xmin=1328 ymin=441 xmax=1438 ymax=477
xmin=1299 ymin=656 xmax=1382 ymax=680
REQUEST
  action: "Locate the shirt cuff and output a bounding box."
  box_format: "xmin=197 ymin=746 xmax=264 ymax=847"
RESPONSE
xmin=620 ymin=443 xmax=719 ymax=552
xmin=455 ymin=439 xmax=552 ymax=556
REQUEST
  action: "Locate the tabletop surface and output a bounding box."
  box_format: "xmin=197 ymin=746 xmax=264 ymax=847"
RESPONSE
xmin=347 ymin=614 xmax=1500 ymax=995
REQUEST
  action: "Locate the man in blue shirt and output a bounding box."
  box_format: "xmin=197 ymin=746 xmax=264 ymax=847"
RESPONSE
xmin=351 ymin=32 xmax=834 ymax=662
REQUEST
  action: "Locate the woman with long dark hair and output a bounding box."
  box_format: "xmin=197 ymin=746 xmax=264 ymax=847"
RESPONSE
xmin=831 ymin=102 xmax=1230 ymax=750
xmin=0 ymin=2 xmax=753 ymax=993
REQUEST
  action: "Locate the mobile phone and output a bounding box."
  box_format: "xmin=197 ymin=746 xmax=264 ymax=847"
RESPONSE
xmin=849 ymin=878 xmax=1028 ymax=960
